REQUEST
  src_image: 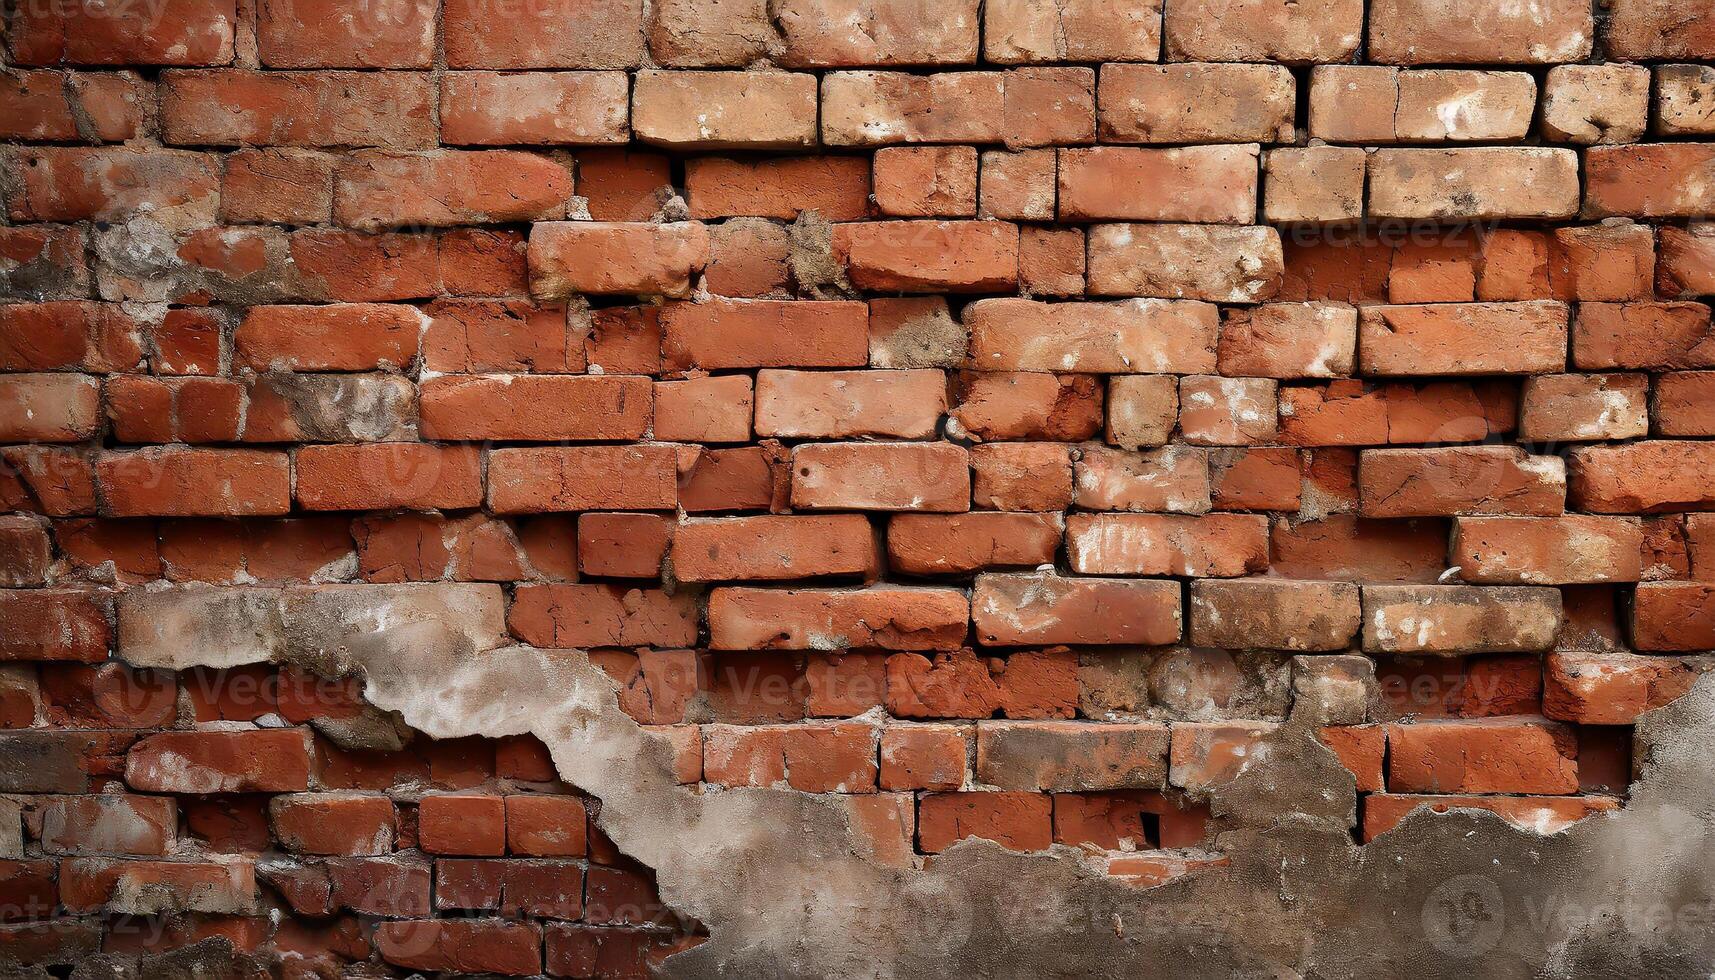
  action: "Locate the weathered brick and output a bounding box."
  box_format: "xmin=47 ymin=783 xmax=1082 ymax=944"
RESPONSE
xmin=1632 ymin=582 xmax=1715 ymax=651
xmin=1387 ymin=719 xmax=1578 ymax=795
xmin=1544 ymin=651 xmax=1705 ymax=725
xmin=966 ymin=299 xmax=1217 ymax=374
xmin=790 ymin=443 xmax=970 ymax=512
xmin=1067 ymin=514 xmax=1268 ymax=578
xmin=1606 ymin=0 xmax=1715 ymax=60
xmin=161 ymin=70 xmax=435 ymax=148
xmin=1363 ymin=585 xmax=1563 ymax=654
xmin=419 ymin=376 xmax=651 ymax=442
xmin=633 ymin=70 xmax=818 ymax=149
xmin=441 ymin=72 xmax=630 ymax=145
xmin=1542 ymin=65 xmax=1650 ymax=145
xmin=887 ymin=513 xmax=1062 ymax=575
xmin=1367 ymin=0 xmax=1592 ymax=64
xmin=126 ymin=730 xmax=310 ymax=793
xmin=983 ymin=0 xmax=1162 ymax=63
xmin=1164 ymin=0 xmax=1361 ymax=63
xmin=1188 ymin=579 xmax=1361 ymax=651
xmin=1088 ymin=225 xmax=1282 ymax=303
xmin=1573 ymin=302 xmax=1713 ymax=370
xmin=1569 ymin=442 xmax=1715 ymax=513
xmin=1368 ymin=149 xmax=1580 ymax=221
xmin=1358 ymin=302 xmax=1568 ymax=376
xmin=1074 ymin=446 xmax=1211 ymax=514
xmin=973 ymin=572 xmax=1180 ymax=646
xmin=1098 ymin=64 xmax=1294 ymax=144
xmin=443 ymin=0 xmax=643 ymax=68
xmin=918 ymin=791 xmax=1051 ymax=852
xmin=755 ymin=369 xmax=946 ymax=438
xmin=707 ymin=586 xmax=969 ymax=650
xmin=529 ymin=222 xmax=710 ymax=299
xmin=1359 ymin=447 xmax=1565 ymax=518
xmin=1585 ymin=145 xmax=1715 ymax=219
xmin=671 ymin=516 xmax=879 ymax=582
xmin=510 ymin=584 xmax=698 ymax=647
xmin=833 ymin=220 xmax=1019 ymax=292
xmin=1058 ymin=146 xmax=1259 ymax=224
xmin=1453 ymin=517 xmax=1645 ymax=585
xmin=978 ymin=721 xmax=1169 ymax=791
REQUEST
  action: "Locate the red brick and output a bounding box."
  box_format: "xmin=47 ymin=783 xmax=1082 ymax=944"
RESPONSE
xmin=333 ymin=150 xmax=572 ymax=230
xmin=1066 ymin=514 xmax=1268 ymax=578
xmin=59 ymin=857 xmax=256 ymax=915
xmin=1573 ymin=302 xmax=1714 ymax=370
xmin=967 ymin=298 xmax=1217 ymax=374
xmin=441 ymin=71 xmax=629 ymax=145
xmin=443 ymin=0 xmax=642 ymax=68
xmin=1169 ymin=721 xmax=1277 ymax=790
xmin=529 ymin=222 xmax=710 ymax=299
xmin=1165 ymin=0 xmax=1362 ymax=62
xmin=973 ymin=572 xmax=1180 ymax=646
xmin=1387 ymin=719 xmax=1579 ymax=795
xmin=1058 ymin=146 xmax=1259 ymax=224
xmin=886 ymin=513 xmax=1062 ymax=575
xmin=489 ymin=446 xmax=679 ymax=513
xmin=874 ymin=146 xmax=978 ymax=217
xmin=295 ymin=445 xmax=482 ymax=511
xmin=1073 ymin=445 xmax=1211 ymax=514
xmin=97 ymin=449 xmax=289 ymax=518
xmin=510 ymin=584 xmax=698 ymax=648
xmin=257 ymin=0 xmax=435 ymax=67
xmin=1099 ymin=64 xmax=1295 ymax=144
xmin=269 ymin=794 xmax=395 ymax=856
xmin=758 ymin=369 xmax=945 ymax=439
xmin=376 ymin=919 xmax=542 ymax=976
xmin=970 ymin=443 xmax=1072 ymax=512
xmin=219 ymin=149 xmax=334 ymax=225
xmin=707 ymin=586 xmax=969 ymax=651
xmin=0 ymin=517 xmax=51 ymax=587
xmin=833 ymin=220 xmax=1019 ymax=292
xmin=35 ymin=795 xmax=176 ymax=856
xmin=1359 ymin=447 xmax=1565 ymax=518
xmin=1452 ymin=517 xmax=1645 ymax=585
xmin=1544 ymin=651 xmax=1703 ymax=725
xmin=790 ymin=443 xmax=970 ymax=512
xmin=1367 ymin=0 xmax=1591 ymax=64
xmin=505 ymin=796 xmax=588 ymax=857
xmin=161 ymin=70 xmax=434 ymax=148
xmin=949 ymin=372 xmax=1100 ymax=442
xmin=685 ymin=156 xmax=872 ymax=221
xmin=234 ymin=304 xmax=420 ymax=372
xmin=880 ymin=725 xmax=969 ymax=790
xmin=419 ymin=375 xmax=650 ymax=442
xmin=984 ymin=0 xmax=1162 ymax=63
xmin=917 ymin=791 xmax=1051 ymax=853
xmin=1585 ymin=144 xmax=1715 ymax=218
xmin=704 ymin=722 xmax=877 ymax=792
xmin=6 ymin=148 xmax=218 ymax=227
xmin=1632 ymin=582 xmax=1715 ymax=652
xmin=577 ymin=513 xmax=669 ymax=578
xmin=0 ymin=374 xmax=99 ymax=443
xmin=126 ymin=730 xmax=310 ymax=793
xmin=7 ymin=0 xmax=236 ymax=65
xmin=662 ymin=299 xmax=869 ymax=370
xmin=417 ymin=794 xmax=506 ymax=856
xmin=672 ymin=516 xmax=878 ymax=582
xmin=654 ymin=376 xmax=753 ymax=443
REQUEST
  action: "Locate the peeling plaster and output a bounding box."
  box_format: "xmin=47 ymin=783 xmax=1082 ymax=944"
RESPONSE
xmin=162 ymin=590 xmax=1715 ymax=978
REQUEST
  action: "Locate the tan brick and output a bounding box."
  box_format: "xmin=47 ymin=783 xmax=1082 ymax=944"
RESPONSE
xmin=1163 ymin=0 xmax=1362 ymax=63
xmin=1363 ymin=585 xmax=1563 ymax=654
xmin=1058 ymin=145 xmax=1259 ymax=223
xmin=1097 ymin=64 xmax=1294 ymax=144
xmin=1087 ymin=225 xmax=1283 ymax=303
xmin=1542 ymin=65 xmax=1650 ymax=145
xmin=1518 ymin=373 xmax=1649 ymax=442
xmin=1263 ymin=147 xmax=1364 ymax=224
xmin=1368 ymin=148 xmax=1580 ymax=221
xmin=1188 ymin=579 xmax=1361 ymax=652
xmin=983 ymin=0 xmax=1162 ymax=63
xmin=632 ymin=70 xmax=817 ymax=149
xmin=1367 ymin=0 xmax=1592 ymax=64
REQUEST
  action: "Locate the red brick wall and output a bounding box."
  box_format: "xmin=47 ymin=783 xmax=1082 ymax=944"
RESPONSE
xmin=1 ymin=0 xmax=1713 ymax=973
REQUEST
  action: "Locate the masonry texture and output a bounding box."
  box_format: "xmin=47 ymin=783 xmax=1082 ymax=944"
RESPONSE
xmin=2 ymin=0 xmax=1715 ymax=976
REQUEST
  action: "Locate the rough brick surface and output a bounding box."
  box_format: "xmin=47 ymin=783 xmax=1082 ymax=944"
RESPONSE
xmin=0 ymin=0 xmax=1707 ymax=972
